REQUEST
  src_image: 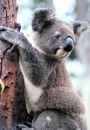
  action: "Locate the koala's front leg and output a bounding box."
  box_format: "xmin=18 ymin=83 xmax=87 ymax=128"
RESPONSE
xmin=0 ymin=26 xmax=26 ymax=49
xmin=0 ymin=26 xmax=56 ymax=86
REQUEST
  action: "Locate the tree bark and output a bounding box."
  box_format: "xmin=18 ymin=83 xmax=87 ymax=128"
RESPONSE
xmin=75 ymin=0 xmax=90 ymax=75
xmin=44 ymin=0 xmax=54 ymax=11
xmin=75 ymin=0 xmax=87 ymax=20
xmin=0 ymin=0 xmax=19 ymax=129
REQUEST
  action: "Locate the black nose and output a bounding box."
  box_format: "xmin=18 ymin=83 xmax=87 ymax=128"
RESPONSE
xmin=64 ymin=37 xmax=73 ymax=52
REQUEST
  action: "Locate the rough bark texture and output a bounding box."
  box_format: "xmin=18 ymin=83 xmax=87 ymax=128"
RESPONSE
xmin=0 ymin=0 xmax=17 ymax=129
xmin=75 ymin=0 xmax=87 ymax=20
xmin=0 ymin=0 xmax=27 ymax=129
xmin=75 ymin=0 xmax=90 ymax=75
xmin=44 ymin=0 xmax=54 ymax=10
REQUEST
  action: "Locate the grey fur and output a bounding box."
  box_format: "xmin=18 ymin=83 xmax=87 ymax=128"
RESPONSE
xmin=0 ymin=9 xmax=88 ymax=130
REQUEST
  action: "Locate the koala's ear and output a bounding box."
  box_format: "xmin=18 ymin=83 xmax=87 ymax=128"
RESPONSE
xmin=32 ymin=8 xmax=55 ymax=32
xmin=72 ymin=21 xmax=89 ymax=36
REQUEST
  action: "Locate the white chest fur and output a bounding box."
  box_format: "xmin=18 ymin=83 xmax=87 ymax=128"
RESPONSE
xmin=20 ymin=62 xmax=43 ymax=113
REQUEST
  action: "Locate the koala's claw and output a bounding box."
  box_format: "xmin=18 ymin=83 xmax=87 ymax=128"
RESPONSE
xmin=0 ymin=26 xmax=16 ymax=34
xmin=14 ymin=23 xmax=21 ymax=32
xmin=0 ymin=27 xmax=7 ymax=32
xmin=0 ymin=26 xmax=20 ymax=45
xmin=7 ymin=44 xmax=19 ymax=54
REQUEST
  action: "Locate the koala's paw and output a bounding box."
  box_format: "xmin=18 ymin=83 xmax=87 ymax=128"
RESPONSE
xmin=0 ymin=26 xmax=21 ymax=44
xmin=0 ymin=26 xmax=14 ymax=41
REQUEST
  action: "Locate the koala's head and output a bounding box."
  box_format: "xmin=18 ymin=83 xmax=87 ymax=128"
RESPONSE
xmin=31 ymin=8 xmax=89 ymax=61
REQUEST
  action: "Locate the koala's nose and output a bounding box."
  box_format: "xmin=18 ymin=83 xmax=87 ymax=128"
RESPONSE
xmin=64 ymin=37 xmax=73 ymax=52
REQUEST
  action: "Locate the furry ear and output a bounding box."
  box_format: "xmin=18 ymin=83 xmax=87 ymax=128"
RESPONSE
xmin=72 ymin=21 xmax=89 ymax=36
xmin=32 ymin=8 xmax=55 ymax=32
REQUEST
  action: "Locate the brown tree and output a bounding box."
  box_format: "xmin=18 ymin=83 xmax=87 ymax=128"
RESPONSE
xmin=0 ymin=0 xmax=27 ymax=129
xmin=75 ymin=0 xmax=90 ymax=75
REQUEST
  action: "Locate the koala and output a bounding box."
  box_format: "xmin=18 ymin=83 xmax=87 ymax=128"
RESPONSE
xmin=0 ymin=8 xmax=88 ymax=130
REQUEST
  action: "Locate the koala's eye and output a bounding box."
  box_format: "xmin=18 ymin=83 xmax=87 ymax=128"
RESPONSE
xmin=54 ymin=31 xmax=60 ymax=39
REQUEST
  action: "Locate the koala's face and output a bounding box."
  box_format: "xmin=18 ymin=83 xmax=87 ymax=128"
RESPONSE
xmin=32 ymin=8 xmax=88 ymax=61
xmin=35 ymin=20 xmax=75 ymax=60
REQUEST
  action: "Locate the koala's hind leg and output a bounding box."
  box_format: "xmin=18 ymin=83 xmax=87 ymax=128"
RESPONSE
xmin=32 ymin=110 xmax=86 ymax=130
xmin=11 ymin=111 xmax=60 ymax=130
xmin=32 ymin=110 xmax=60 ymax=130
xmin=10 ymin=110 xmax=86 ymax=130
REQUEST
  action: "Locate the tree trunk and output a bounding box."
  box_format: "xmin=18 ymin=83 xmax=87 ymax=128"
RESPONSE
xmin=44 ymin=0 xmax=54 ymax=10
xmin=75 ymin=0 xmax=87 ymax=20
xmin=75 ymin=0 xmax=90 ymax=75
xmin=0 ymin=0 xmax=19 ymax=129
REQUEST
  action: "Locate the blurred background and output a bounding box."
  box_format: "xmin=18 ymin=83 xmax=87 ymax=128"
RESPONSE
xmin=16 ymin=0 xmax=90 ymax=129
